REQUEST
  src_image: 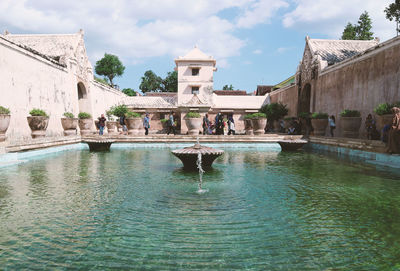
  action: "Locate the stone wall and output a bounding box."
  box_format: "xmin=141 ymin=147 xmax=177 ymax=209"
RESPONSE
xmin=269 ymin=85 xmax=298 ymax=117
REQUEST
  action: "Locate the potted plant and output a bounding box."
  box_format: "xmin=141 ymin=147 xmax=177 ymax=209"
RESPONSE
xmin=0 ymin=106 xmax=11 ymax=142
xmin=260 ymin=102 xmax=288 ymax=132
xmin=113 ymin=105 xmax=128 ymax=132
xmin=311 ymin=112 xmax=328 ymax=136
xmin=244 ymin=114 xmax=254 ymax=135
xmin=160 ymin=118 xmax=169 ymax=132
xmin=27 ymin=108 xmax=49 ymax=138
xmin=185 ymin=111 xmax=202 ymax=136
xmin=61 ymin=112 xmax=78 ymax=136
xmin=78 ymin=112 xmax=93 ymax=136
xmin=251 ymin=113 xmax=267 ymax=135
xmin=106 ymin=107 xmax=118 ymax=135
xmin=374 ymin=103 xmax=395 ymax=132
xmin=125 ymin=111 xmax=142 ymax=135
xmin=340 ymin=109 xmax=362 ymax=138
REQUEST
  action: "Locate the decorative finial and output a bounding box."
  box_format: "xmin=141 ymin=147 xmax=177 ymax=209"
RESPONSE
xmin=4 ymin=30 xmax=10 ymax=35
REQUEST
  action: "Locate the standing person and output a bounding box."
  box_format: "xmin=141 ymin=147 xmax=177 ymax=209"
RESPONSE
xmin=228 ymin=115 xmax=235 ymax=135
xmin=203 ymin=114 xmax=210 ymax=135
xmin=365 ymin=114 xmax=374 ymax=140
xmin=119 ymin=113 xmax=127 ymax=135
xmin=167 ymin=112 xmax=176 ymax=135
xmin=329 ymin=115 xmax=336 ymax=137
xmin=98 ymin=114 xmax=106 ymax=136
xmin=143 ymin=113 xmax=150 ymax=136
xmin=215 ymin=113 xmax=221 ymax=135
xmin=387 ymin=107 xmax=400 ymax=154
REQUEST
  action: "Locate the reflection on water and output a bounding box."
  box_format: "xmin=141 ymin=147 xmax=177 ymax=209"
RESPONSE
xmin=0 ymin=148 xmax=400 ymax=270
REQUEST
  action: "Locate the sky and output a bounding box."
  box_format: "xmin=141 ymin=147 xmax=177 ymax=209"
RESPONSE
xmin=0 ymin=0 xmax=396 ymax=93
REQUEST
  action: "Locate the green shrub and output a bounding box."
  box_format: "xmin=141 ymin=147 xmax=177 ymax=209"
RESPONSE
xmin=284 ymin=116 xmax=293 ymax=121
xmin=311 ymin=112 xmax=328 ymax=119
xmin=78 ymin=112 xmax=92 ymax=119
xmin=340 ymin=109 xmax=361 ymax=117
xmin=298 ymin=112 xmax=310 ymax=119
xmin=63 ymin=112 xmax=74 ymax=118
xmin=112 ymin=105 xmax=128 ymax=117
xmin=160 ymin=118 xmax=169 ymax=123
xmin=374 ymin=103 xmax=392 ymax=115
xmin=29 ymin=108 xmax=48 ymax=117
xmin=260 ymin=102 xmax=288 ymax=121
xmin=244 ymin=114 xmax=254 ymax=119
xmin=186 ymin=112 xmax=201 ymax=118
xmin=0 ymin=106 xmax=10 ymax=115
xmin=251 ymin=112 xmax=267 ymax=119
xmin=106 ymin=107 xmax=115 ymax=120
xmin=126 ymin=111 xmax=141 ymax=118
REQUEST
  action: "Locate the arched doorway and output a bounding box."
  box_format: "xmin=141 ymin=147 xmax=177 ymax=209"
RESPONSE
xmin=299 ymin=83 xmax=311 ymax=113
xmin=77 ymin=82 xmax=91 ymax=113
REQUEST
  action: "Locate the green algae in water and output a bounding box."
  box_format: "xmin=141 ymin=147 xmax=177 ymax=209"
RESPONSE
xmin=0 ymin=148 xmax=400 ymax=270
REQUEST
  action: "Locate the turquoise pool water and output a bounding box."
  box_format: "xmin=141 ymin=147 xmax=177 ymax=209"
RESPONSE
xmin=0 ymin=146 xmax=400 ymax=270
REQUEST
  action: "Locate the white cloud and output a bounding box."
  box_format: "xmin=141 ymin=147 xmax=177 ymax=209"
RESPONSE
xmin=276 ymin=47 xmax=293 ymax=54
xmin=253 ymin=49 xmax=263 ymax=54
xmin=236 ymin=0 xmax=289 ymax=28
xmin=283 ymin=0 xmax=395 ymax=41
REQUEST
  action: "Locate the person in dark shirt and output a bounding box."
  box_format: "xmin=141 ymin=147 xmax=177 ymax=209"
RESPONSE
xmin=98 ymin=114 xmax=106 ymax=135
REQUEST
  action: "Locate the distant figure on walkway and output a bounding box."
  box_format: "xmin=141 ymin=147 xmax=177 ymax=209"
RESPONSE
xmin=203 ymin=114 xmax=210 ymax=135
xmin=365 ymin=114 xmax=374 ymax=140
xmin=329 ymin=115 xmax=336 ymax=137
xmin=119 ymin=113 xmax=127 ymax=135
xmin=387 ymin=107 xmax=400 ymax=154
xmin=167 ymin=112 xmax=176 ymax=135
xmin=143 ymin=113 xmax=150 ymax=136
xmin=215 ymin=113 xmax=224 ymax=135
xmin=98 ymin=114 xmax=106 ymax=136
xmin=228 ymin=115 xmax=235 ymax=135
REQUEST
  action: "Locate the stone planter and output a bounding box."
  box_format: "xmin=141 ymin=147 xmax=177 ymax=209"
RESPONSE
xmin=117 ymin=122 xmax=122 ymax=132
xmin=185 ymin=118 xmax=202 ymax=136
xmin=251 ymin=118 xmax=267 ymax=135
xmin=61 ymin=118 xmax=78 ymax=136
xmin=106 ymin=121 xmax=118 ymax=135
xmin=244 ymin=119 xmax=253 ymax=135
xmin=273 ymin=120 xmax=281 ymax=132
xmin=27 ymin=116 xmax=49 ymax=138
xmin=376 ymin=114 xmax=393 ymax=132
xmin=0 ymin=114 xmax=11 ymax=142
xmin=341 ymin=117 xmax=362 ymax=138
xmin=311 ymin=119 xmax=328 ymax=136
xmin=78 ymin=118 xmax=93 ymax=136
xmin=126 ymin=117 xmax=142 ymax=135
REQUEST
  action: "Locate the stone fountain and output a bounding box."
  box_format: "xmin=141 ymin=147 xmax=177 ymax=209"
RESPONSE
xmin=171 ymin=140 xmax=224 ymax=169
xmin=277 ymin=138 xmax=308 ymax=151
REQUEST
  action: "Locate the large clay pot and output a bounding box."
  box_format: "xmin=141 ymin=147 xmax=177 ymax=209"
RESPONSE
xmin=311 ymin=119 xmax=328 ymax=136
xmin=78 ymin=118 xmax=93 ymax=136
xmin=106 ymin=121 xmax=118 ymax=135
xmin=341 ymin=117 xmax=362 ymax=138
xmin=27 ymin=116 xmax=49 ymax=138
xmin=376 ymin=114 xmax=393 ymax=132
xmin=273 ymin=120 xmax=281 ymax=132
xmin=185 ymin=118 xmax=202 ymax=136
xmin=126 ymin=118 xmax=142 ymax=135
xmin=251 ymin=118 xmax=267 ymax=135
xmin=0 ymin=114 xmax=10 ymax=142
xmin=61 ymin=118 xmax=78 ymax=136
xmin=245 ymin=119 xmax=253 ymax=135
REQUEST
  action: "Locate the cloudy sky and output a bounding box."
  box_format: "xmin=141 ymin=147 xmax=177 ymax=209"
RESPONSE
xmin=0 ymin=0 xmax=396 ymax=93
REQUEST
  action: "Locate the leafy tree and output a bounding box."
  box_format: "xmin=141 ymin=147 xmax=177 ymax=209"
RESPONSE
xmin=385 ymin=0 xmax=400 ymax=36
xmin=161 ymin=71 xmax=178 ymax=92
xmin=95 ymin=53 xmax=125 ymax=87
xmin=222 ymin=84 xmax=235 ymax=90
xmin=94 ymin=75 xmax=109 ymax=85
xmin=122 ymin=88 xmax=137 ymax=96
xmin=139 ymin=70 xmax=163 ymax=93
xmin=342 ymin=23 xmax=357 ymax=40
xmin=341 ymin=11 xmax=373 ymax=40
xmin=356 ymin=11 xmax=374 ymax=40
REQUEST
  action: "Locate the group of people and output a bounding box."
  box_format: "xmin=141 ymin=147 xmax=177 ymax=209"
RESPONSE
xmin=202 ymin=113 xmax=235 ymax=135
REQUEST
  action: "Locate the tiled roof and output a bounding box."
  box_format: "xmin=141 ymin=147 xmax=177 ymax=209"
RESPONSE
xmin=273 ymin=75 xmax=295 ymax=90
xmin=214 ymin=90 xmax=247 ymax=96
xmin=308 ymin=39 xmax=378 ymax=65
xmin=122 ymin=95 xmax=177 ymax=108
xmin=255 ymin=85 xmax=272 ymax=96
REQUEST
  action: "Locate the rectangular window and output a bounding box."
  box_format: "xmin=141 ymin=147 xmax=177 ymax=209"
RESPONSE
xmin=192 ymin=68 xmax=199 ymax=76
xmin=191 ymin=86 xmax=199 ymax=94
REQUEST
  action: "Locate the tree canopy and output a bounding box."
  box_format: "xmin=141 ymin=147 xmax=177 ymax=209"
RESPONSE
xmin=95 ymin=53 xmax=125 ymax=87
xmin=122 ymin=88 xmax=137 ymax=96
xmin=222 ymin=84 xmax=235 ymax=90
xmin=341 ymin=11 xmax=374 ymax=40
xmin=139 ymin=70 xmax=177 ymax=93
xmin=385 ymin=0 xmax=400 ymax=36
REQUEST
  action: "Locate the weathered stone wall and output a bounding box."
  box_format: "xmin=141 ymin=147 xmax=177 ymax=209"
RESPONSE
xmin=270 ymin=85 xmax=298 ymax=117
